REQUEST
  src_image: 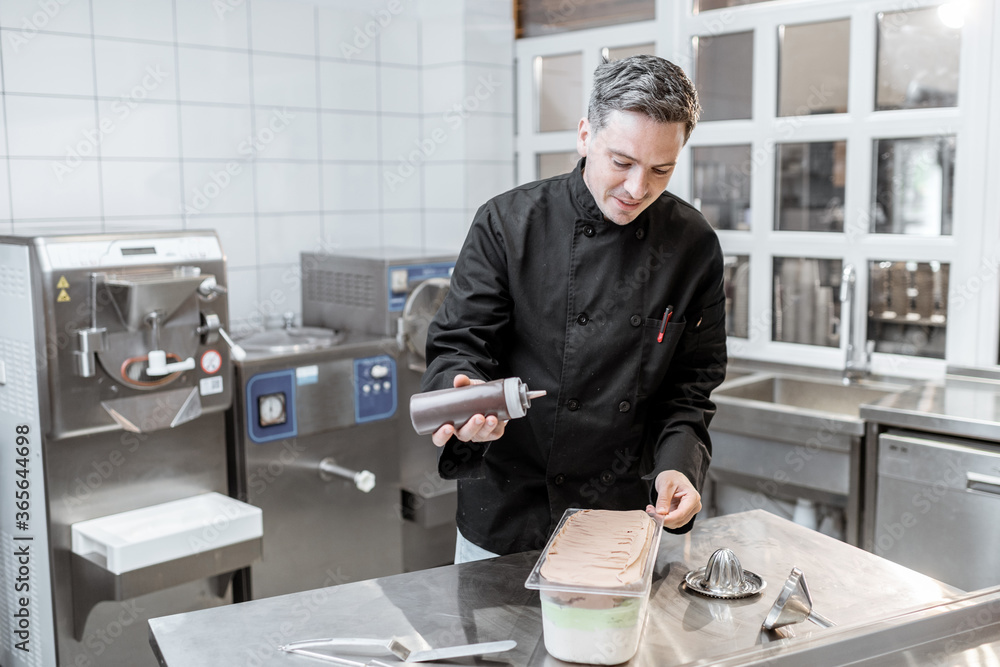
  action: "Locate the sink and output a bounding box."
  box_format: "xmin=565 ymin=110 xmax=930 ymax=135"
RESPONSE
xmin=722 ymin=369 xmax=756 ymax=383
xmin=715 ymin=376 xmax=908 ymax=418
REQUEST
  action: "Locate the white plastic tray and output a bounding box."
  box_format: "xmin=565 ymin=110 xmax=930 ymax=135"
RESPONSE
xmin=71 ymin=492 xmax=262 ymax=574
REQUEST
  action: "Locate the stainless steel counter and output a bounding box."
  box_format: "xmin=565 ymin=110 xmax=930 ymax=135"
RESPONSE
xmin=146 ymin=510 xmax=1000 ymax=667
xmin=860 ymin=374 xmax=1000 ymax=442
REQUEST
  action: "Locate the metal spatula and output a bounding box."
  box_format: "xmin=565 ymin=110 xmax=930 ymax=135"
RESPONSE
xmin=279 ymin=637 xmax=517 ymax=663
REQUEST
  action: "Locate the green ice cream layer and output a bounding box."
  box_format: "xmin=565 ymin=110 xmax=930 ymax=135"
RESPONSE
xmin=541 ymin=597 xmax=642 ymax=630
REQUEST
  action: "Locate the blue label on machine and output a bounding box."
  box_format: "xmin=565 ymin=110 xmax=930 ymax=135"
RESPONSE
xmin=247 ymin=369 xmax=297 ymax=443
xmin=354 ymin=355 xmax=397 ymax=423
xmin=387 ymin=262 xmax=455 ymax=312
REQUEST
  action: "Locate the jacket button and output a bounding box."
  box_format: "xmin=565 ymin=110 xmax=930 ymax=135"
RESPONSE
xmin=635 ymin=228 xmax=645 ymax=240
xmin=583 ymin=225 xmax=596 ymax=237
xmin=630 ymin=314 xmax=642 ymax=327
xmin=619 ymin=400 xmax=631 ymax=413
xmin=600 ymin=470 xmax=615 ymax=485
xmin=554 ymin=474 xmax=566 ymax=485
xmin=576 ymin=313 xmax=589 ymax=325
xmin=567 ymin=399 xmax=580 ymax=411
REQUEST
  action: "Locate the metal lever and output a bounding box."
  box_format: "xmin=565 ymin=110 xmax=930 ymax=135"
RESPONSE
xmin=217 ymin=326 xmax=246 ymax=362
xmin=197 ymin=276 xmax=228 ymax=299
xmin=74 ymin=272 xmax=109 ymax=378
xmin=319 ymin=457 xmax=376 ymax=493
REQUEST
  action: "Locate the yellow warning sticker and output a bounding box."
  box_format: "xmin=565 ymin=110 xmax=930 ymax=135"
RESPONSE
xmin=57 ymin=289 xmax=71 ymax=302
xmin=56 ymin=276 xmax=70 ymax=289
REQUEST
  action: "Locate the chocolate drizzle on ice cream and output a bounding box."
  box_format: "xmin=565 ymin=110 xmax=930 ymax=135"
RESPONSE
xmin=539 ymin=509 xmax=656 ymax=587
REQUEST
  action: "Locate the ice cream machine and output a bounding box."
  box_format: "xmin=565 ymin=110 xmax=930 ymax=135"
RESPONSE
xmin=301 ymin=247 xmax=458 ymax=571
xmin=0 ymin=232 xmax=261 ymax=667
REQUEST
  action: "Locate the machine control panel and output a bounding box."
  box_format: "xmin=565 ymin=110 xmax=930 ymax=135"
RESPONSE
xmin=42 ymin=236 xmax=223 ymax=269
xmin=387 ymin=262 xmax=454 ymax=312
xmin=247 ymin=369 xmax=297 ymax=443
xmin=354 ymin=355 xmax=397 ymax=423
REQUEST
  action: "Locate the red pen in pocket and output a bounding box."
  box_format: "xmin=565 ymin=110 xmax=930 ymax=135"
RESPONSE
xmin=657 ymin=306 xmax=674 ymax=343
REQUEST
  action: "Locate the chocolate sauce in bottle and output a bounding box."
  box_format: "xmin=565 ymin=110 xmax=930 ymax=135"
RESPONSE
xmin=410 ymin=377 xmax=547 ymax=436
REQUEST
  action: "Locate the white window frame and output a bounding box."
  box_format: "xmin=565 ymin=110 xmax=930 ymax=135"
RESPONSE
xmin=514 ymin=0 xmax=998 ymax=378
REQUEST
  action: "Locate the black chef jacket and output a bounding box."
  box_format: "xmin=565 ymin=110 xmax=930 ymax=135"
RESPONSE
xmin=422 ymin=158 xmax=727 ymax=556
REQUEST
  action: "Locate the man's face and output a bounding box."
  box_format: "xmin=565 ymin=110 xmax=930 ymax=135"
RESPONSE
xmin=576 ymin=110 xmax=686 ymax=225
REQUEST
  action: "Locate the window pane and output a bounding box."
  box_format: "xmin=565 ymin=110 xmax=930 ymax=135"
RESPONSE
xmin=775 ymin=141 xmax=846 ymax=232
xmin=876 ymin=7 xmax=961 ymax=111
xmin=518 ymin=0 xmax=654 ymax=38
xmin=872 ymin=136 xmax=955 ymax=236
xmin=778 ymin=19 xmax=850 ymax=116
xmin=772 ymin=257 xmax=843 ymax=347
xmin=695 ymin=0 xmax=772 ymax=11
xmin=692 ymin=144 xmax=752 ymax=230
xmin=724 ymin=255 xmax=750 ymax=338
xmin=694 ymin=31 xmax=753 ymax=122
xmin=867 ymin=260 xmax=948 ymax=359
xmin=537 ymin=151 xmax=579 ymax=180
xmin=602 ymin=43 xmax=655 ymax=62
xmin=535 ymin=53 xmax=582 ymax=132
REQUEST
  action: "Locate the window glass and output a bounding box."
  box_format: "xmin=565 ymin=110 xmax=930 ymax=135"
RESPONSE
xmin=692 ymin=144 xmax=752 ymax=230
xmin=601 ymin=43 xmax=655 ymax=61
xmin=724 ymin=255 xmax=750 ymax=338
xmin=876 ymin=6 xmax=961 ymax=111
xmin=775 ymin=141 xmax=846 ymax=232
xmin=867 ymin=260 xmax=948 ymax=358
xmin=872 ymin=136 xmax=955 ymax=236
xmin=537 ymin=152 xmax=579 ymax=180
xmin=535 ymin=53 xmax=582 ymax=132
xmin=772 ymin=257 xmax=843 ymax=347
xmin=694 ymin=31 xmax=753 ymax=122
xmin=778 ymin=19 xmax=850 ymax=116
xmin=518 ymin=0 xmax=654 ymax=38
xmin=695 ymin=0 xmax=772 ymax=12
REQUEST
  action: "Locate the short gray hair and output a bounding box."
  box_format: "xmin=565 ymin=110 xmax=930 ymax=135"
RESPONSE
xmin=587 ymin=55 xmax=701 ymax=143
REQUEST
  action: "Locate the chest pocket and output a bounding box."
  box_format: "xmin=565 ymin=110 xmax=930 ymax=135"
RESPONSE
xmin=638 ymin=317 xmax=686 ymax=398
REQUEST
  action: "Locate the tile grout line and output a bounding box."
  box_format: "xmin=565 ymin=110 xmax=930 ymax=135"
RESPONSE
xmin=86 ymin=0 xmax=106 ymax=231
xmin=375 ymin=25 xmax=383 ymax=249
xmin=313 ymin=5 xmax=325 ymax=251
xmin=0 ymin=34 xmax=13 ymax=227
xmin=246 ymin=0 xmax=261 ymax=313
xmin=170 ymin=0 xmax=187 ymax=230
xmin=417 ymin=13 xmax=426 ymax=251
xmin=0 ymin=90 xmax=514 ymax=118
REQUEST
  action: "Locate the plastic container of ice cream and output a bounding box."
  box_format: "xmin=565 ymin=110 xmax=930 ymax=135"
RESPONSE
xmin=524 ymin=508 xmax=664 ymax=665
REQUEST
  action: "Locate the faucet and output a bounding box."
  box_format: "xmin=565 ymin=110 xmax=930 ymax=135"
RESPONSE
xmin=839 ymin=264 xmax=873 ymax=384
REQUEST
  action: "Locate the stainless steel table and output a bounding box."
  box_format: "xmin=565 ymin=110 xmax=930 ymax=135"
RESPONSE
xmin=149 ymin=510 xmax=995 ymax=666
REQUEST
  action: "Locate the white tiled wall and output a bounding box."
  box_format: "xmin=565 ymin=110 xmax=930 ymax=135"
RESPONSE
xmin=0 ymin=0 xmax=514 ymax=333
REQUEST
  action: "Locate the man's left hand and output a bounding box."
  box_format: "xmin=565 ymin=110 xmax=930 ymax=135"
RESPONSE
xmin=646 ymin=470 xmax=702 ymax=529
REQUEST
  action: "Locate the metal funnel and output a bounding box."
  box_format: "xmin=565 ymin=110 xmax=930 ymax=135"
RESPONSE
xmin=104 ymin=268 xmax=206 ymax=331
xmin=762 ymin=567 xmax=835 ymax=630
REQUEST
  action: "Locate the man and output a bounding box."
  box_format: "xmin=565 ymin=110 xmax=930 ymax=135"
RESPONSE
xmin=422 ymin=55 xmax=727 ymax=562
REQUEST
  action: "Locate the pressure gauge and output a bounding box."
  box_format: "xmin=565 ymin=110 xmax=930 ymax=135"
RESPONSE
xmin=200 ymin=349 xmax=222 ymax=374
xmin=258 ymin=392 xmax=287 ymax=427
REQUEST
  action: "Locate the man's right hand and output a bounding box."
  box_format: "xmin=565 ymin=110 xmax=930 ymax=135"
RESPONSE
xmin=430 ymin=374 xmax=508 ymax=447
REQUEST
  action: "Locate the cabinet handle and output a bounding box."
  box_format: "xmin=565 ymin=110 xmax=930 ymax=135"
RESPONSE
xmin=966 ymin=472 xmax=1000 ymax=497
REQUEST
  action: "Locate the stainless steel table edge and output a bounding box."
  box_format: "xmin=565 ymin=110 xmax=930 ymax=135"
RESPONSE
xmin=692 ymin=584 xmax=1000 ymax=667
